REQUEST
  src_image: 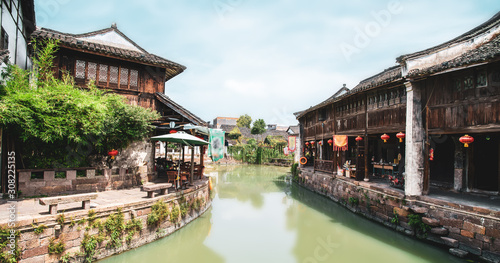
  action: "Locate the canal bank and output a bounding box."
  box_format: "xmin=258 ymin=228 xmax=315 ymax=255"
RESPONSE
xmin=0 ymin=179 xmax=211 ymax=262
xmin=298 ymin=167 xmax=500 ymax=262
xmin=100 ymin=164 xmax=467 ymax=263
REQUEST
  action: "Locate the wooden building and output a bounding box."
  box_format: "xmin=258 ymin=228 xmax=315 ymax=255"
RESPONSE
xmin=31 ymin=24 xmax=206 ymax=130
xmin=297 ymin=11 xmax=500 ymax=196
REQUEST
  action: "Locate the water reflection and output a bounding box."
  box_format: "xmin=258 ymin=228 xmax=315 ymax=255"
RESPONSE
xmin=101 ymin=165 xmax=465 ymax=263
xmin=284 ymin=183 xmax=465 ymax=263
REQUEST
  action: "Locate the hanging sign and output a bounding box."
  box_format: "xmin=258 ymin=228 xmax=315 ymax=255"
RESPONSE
xmin=283 ymin=147 xmax=289 ymax=156
xmin=288 ymin=136 xmax=297 ymax=152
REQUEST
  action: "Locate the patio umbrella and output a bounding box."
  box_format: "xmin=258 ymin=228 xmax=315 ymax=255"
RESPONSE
xmin=151 ymin=132 xmax=209 ymax=146
xmin=151 ymin=132 xmax=209 ymax=188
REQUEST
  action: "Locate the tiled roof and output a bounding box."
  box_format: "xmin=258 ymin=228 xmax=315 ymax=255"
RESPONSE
xmin=407 ymin=33 xmax=500 ymax=77
xmin=31 ymin=27 xmax=186 ymax=82
xmin=296 ymin=66 xmax=403 ymax=119
xmin=397 ymin=11 xmax=500 ymax=63
xmin=350 ymin=66 xmax=402 ymax=93
xmin=155 ymin=92 xmax=206 ymax=126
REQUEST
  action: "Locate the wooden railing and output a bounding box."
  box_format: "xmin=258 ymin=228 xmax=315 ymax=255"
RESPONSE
xmin=314 ymin=160 xmax=335 ymax=173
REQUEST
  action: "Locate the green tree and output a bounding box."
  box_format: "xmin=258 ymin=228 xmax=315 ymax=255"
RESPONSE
xmin=0 ymin=39 xmax=160 ymax=168
xmin=228 ymin=126 xmax=242 ymax=139
xmin=251 ymin=119 xmax=266 ymax=135
xmin=237 ymin=114 xmax=252 ymax=128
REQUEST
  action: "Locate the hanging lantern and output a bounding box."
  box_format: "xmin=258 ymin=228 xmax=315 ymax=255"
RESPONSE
xmin=169 ymin=130 xmax=177 ymax=134
xmin=327 ymin=139 xmax=333 ymax=146
xmin=429 ymin=148 xmax=434 ymax=161
xmin=310 ymin=141 xmax=315 ymax=147
xmin=305 ymin=142 xmax=310 ymax=146
xmin=355 ymin=136 xmax=363 ymax=142
xmin=459 ymin=134 xmax=474 ymax=147
xmin=381 ymin=134 xmax=390 ymax=143
xmin=396 ymin=132 xmax=405 ymax=143
xmin=318 ymin=140 xmax=323 ymax=146
xmin=108 ymin=149 xmax=118 ymax=159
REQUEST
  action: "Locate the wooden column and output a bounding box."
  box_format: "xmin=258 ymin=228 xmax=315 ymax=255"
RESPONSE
xmin=423 ymin=106 xmax=430 ymax=195
xmin=364 ymin=93 xmax=370 ymax=181
xmin=190 ymin=146 xmax=194 ymax=185
xmin=200 ymin=146 xmax=205 ymax=175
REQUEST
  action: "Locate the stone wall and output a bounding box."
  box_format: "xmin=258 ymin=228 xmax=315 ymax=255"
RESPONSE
xmin=17 ymin=166 xmax=153 ymax=197
xmin=299 ymin=168 xmax=500 ymax=262
xmin=9 ymin=182 xmax=211 ymax=263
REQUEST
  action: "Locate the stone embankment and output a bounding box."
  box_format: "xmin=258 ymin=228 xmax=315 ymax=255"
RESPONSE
xmin=298 ymin=168 xmax=500 ymax=263
xmin=1 ymin=179 xmax=211 ymax=263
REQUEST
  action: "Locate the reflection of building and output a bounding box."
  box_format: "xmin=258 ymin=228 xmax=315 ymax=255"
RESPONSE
xmin=297 ymin=12 xmax=500 ymax=196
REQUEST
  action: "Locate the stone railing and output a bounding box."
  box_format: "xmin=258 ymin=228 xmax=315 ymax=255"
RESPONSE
xmin=17 ymin=166 xmax=149 ymax=197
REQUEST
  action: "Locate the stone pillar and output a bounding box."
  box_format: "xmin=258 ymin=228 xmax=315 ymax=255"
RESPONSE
xmin=404 ymin=81 xmax=425 ymax=196
xmin=453 ymin=138 xmax=464 ymax=191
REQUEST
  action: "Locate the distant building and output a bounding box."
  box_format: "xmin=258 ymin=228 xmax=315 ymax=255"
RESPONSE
xmin=213 ymin=117 xmax=238 ymax=128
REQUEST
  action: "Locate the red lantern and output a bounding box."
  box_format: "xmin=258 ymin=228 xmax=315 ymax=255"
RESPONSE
xmin=396 ymin=132 xmax=405 ymax=143
xmin=429 ymin=148 xmax=434 ymax=161
xmin=305 ymin=142 xmax=310 ymax=146
xmin=169 ymin=130 xmax=177 ymax=134
xmin=327 ymin=139 xmax=333 ymax=146
xmin=355 ymin=136 xmax=363 ymax=142
xmin=381 ymin=134 xmax=390 ymax=143
xmin=108 ymin=149 xmax=118 ymax=159
xmin=459 ymin=134 xmax=474 ymax=147
xmin=318 ymin=141 xmax=323 ymax=146
xmin=311 ymin=141 xmax=315 ymax=146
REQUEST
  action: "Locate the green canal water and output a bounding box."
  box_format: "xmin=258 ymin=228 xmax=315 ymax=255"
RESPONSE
xmin=101 ymin=165 xmax=465 ymax=263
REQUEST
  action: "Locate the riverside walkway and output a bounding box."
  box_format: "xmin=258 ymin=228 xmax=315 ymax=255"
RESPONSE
xmin=0 ymin=179 xmax=208 ymax=225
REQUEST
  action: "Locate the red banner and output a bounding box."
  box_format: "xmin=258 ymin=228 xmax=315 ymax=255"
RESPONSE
xmin=333 ymin=135 xmax=348 ymax=151
xmin=288 ymin=136 xmax=296 ymax=152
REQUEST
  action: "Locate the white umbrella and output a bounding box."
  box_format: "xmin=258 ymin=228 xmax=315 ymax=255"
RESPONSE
xmin=151 ymin=132 xmax=209 ymax=188
xmin=151 ymin=132 xmax=209 ymax=146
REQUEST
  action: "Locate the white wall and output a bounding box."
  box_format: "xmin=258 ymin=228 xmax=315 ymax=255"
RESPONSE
xmin=0 ymin=0 xmax=32 ymax=69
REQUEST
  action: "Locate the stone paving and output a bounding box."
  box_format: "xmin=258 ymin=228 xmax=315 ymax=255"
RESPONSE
xmin=0 ymin=179 xmax=208 ymax=224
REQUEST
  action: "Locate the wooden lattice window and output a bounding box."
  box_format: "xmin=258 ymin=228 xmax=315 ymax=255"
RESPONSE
xmin=463 ymin=76 xmax=474 ymax=90
xmin=109 ymin=66 xmax=118 ymax=84
xmin=88 ymin=62 xmax=97 ymax=80
xmin=75 ymin=60 xmax=86 ymax=79
xmin=130 ymin=69 xmax=138 ymax=87
xmin=99 ymin=64 xmax=108 ymax=82
xmin=476 ymin=71 xmax=487 ymax=87
xmin=120 ymin=68 xmax=129 ymax=85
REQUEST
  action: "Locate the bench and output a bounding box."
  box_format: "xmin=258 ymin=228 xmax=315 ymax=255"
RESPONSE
xmin=39 ymin=193 xmax=98 ymax=214
xmin=141 ymin=183 xmax=172 ymax=198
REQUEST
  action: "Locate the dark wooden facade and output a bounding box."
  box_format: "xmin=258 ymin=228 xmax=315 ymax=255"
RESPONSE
xmin=53 ymin=49 xmax=166 ymax=110
xmin=418 ymin=61 xmax=500 ymax=192
xmin=299 ymin=12 xmax=500 ymax=195
xmin=298 ymin=66 xmax=406 ymax=180
xmin=31 ymin=26 xmax=206 ymax=129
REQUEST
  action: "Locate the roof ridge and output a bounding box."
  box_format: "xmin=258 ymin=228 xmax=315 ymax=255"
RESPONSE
xmin=155 ymin=92 xmax=206 ymax=125
xmin=74 ymin=25 xmax=149 ymax=54
xmin=31 ymin=27 xmax=186 ymax=81
xmin=397 ymin=11 xmax=500 ymax=62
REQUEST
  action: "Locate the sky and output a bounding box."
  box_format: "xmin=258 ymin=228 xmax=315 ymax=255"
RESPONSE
xmin=34 ymin=0 xmax=500 ymax=126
